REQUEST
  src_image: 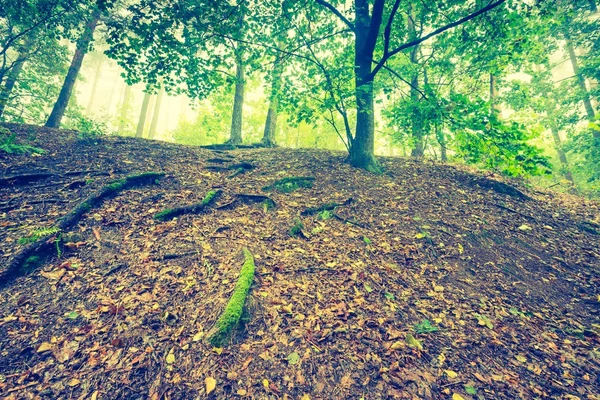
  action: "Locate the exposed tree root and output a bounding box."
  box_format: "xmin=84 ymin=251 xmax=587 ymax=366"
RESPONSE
xmin=215 ymin=193 xmax=276 ymax=211
xmin=206 ymin=248 xmax=255 ymax=347
xmin=469 ymin=177 xmax=530 ymax=200
xmin=0 ymin=172 xmax=54 ymax=186
xmin=0 ymin=172 xmax=165 ymax=286
xmin=262 ymin=176 xmax=315 ymax=193
xmin=301 ymin=198 xmax=353 ymax=216
xmin=154 ymin=189 xmax=222 ymax=221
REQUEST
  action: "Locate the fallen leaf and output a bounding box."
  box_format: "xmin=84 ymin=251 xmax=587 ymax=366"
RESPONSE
xmin=205 ymin=377 xmax=216 ymax=395
xmin=166 ymin=353 xmax=175 ymax=364
xmin=452 ymin=394 xmax=465 ymax=400
xmin=445 ymin=370 xmax=458 ymax=379
xmin=515 ymin=354 xmax=527 ymax=363
xmin=405 ymin=334 xmax=423 ymax=350
xmin=37 ymin=342 xmax=53 ymax=353
xmin=287 ymin=351 xmax=300 ymax=365
xmin=68 ymin=378 xmax=80 ymax=387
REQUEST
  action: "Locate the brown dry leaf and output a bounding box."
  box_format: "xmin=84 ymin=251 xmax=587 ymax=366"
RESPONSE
xmin=37 ymin=342 xmax=53 ymax=353
xmin=40 ymin=269 xmax=65 ymax=280
xmin=205 ymin=377 xmax=216 ymax=395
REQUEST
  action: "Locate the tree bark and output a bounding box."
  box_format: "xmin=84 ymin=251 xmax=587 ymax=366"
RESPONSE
xmin=118 ymin=84 xmax=132 ymax=134
xmin=408 ymin=6 xmax=424 ymax=158
xmin=45 ymin=7 xmax=102 ymax=128
xmin=349 ymin=0 xmax=380 ymax=172
xmin=0 ymin=58 xmax=25 ymax=119
xmin=566 ymin=37 xmax=598 ymax=139
xmin=490 ymin=73 xmax=502 ymax=116
xmin=136 ymin=91 xmax=151 ymax=138
xmin=228 ymin=54 xmax=244 ymax=145
xmin=86 ymin=57 xmax=103 ymax=113
xmin=261 ymin=56 xmax=283 ymax=147
xmin=148 ymin=89 xmax=164 ymax=139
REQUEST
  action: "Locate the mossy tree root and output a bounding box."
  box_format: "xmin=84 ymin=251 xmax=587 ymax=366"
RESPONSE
xmin=154 ymin=189 xmax=222 ymax=221
xmin=262 ymin=176 xmax=315 ymax=193
xmin=0 ymin=172 xmax=164 ymax=285
xmin=206 ymin=248 xmax=255 ymax=347
xmin=301 ymin=198 xmax=353 ymax=216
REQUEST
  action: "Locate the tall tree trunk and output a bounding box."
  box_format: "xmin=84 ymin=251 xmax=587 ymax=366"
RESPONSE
xmin=45 ymin=7 xmax=102 ymax=128
xmin=118 ymin=84 xmax=132 ymax=134
xmin=548 ymin=116 xmax=575 ymax=184
xmin=349 ymin=0 xmax=379 ymax=172
xmin=408 ymin=6 xmax=424 ymax=158
xmin=148 ymin=89 xmax=164 ymax=139
xmin=261 ymin=56 xmax=283 ymax=147
xmin=566 ymin=36 xmax=598 ymax=140
xmin=136 ymin=91 xmax=151 ymax=138
xmin=490 ymin=73 xmax=502 ymax=116
xmin=589 ymin=0 xmax=597 ymax=12
xmin=0 ymin=58 xmax=25 ymax=119
xmin=86 ymin=57 xmax=103 ymax=113
xmin=228 ymin=54 xmax=244 ymax=145
xmin=436 ymin=129 xmax=447 ymax=162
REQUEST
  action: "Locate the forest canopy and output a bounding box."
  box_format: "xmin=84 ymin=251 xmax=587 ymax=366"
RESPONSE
xmin=1 ymin=0 xmax=599 ymax=194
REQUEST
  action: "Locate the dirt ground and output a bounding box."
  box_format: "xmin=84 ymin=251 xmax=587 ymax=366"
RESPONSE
xmin=0 ymin=123 xmax=599 ymax=399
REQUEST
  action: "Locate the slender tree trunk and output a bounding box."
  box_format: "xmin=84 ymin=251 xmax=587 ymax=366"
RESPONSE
xmin=490 ymin=73 xmax=502 ymax=116
xmin=136 ymin=91 xmax=151 ymax=138
xmin=148 ymin=89 xmax=164 ymax=139
xmin=45 ymin=7 xmax=101 ymax=128
xmin=228 ymin=54 xmax=244 ymax=145
xmin=349 ymin=0 xmax=379 ymax=172
xmin=548 ymin=117 xmax=575 ymax=184
xmin=86 ymin=57 xmax=103 ymax=113
xmin=566 ymin=36 xmax=598 ymax=140
xmin=118 ymin=84 xmax=132 ymax=134
xmin=261 ymin=56 xmax=283 ymax=147
xmin=436 ymin=129 xmax=447 ymax=162
xmin=408 ymin=6 xmax=424 ymax=158
xmin=0 ymin=58 xmax=25 ymax=119
xmin=589 ymin=0 xmax=597 ymax=12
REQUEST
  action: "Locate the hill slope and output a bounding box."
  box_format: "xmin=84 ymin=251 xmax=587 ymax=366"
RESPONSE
xmin=0 ymin=123 xmax=599 ymax=399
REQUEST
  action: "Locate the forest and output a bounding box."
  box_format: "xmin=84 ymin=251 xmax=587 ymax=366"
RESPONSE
xmin=0 ymin=0 xmax=599 ymax=399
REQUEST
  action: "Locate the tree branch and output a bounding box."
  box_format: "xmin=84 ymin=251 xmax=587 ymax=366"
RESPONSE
xmin=371 ymin=0 xmax=506 ymax=79
xmin=315 ymin=0 xmax=355 ymax=31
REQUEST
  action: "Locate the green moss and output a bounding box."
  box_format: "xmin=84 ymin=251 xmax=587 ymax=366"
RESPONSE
xmin=263 ymin=176 xmax=315 ymax=193
xmin=20 ymin=255 xmax=43 ymax=273
xmin=154 ymin=208 xmax=176 ymax=221
xmin=289 ymin=218 xmax=304 ymax=237
xmin=201 ymin=190 xmax=218 ymax=206
xmin=207 ymin=248 xmax=255 ymax=347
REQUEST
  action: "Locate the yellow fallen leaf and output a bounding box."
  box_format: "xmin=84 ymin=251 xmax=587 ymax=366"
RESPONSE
xmin=433 ymin=285 xmax=444 ymax=292
xmin=37 ymin=342 xmax=53 ymax=353
xmin=445 ymin=370 xmax=458 ymax=379
xmin=452 ymin=394 xmax=465 ymax=400
xmin=68 ymin=378 xmax=80 ymax=387
xmin=438 ymin=353 xmax=446 ymax=366
xmin=205 ymin=377 xmax=216 ymax=395
xmin=237 ymin=388 xmax=247 ymax=396
xmin=166 ymin=353 xmax=175 ymax=364
xmin=213 ymin=347 xmax=223 ymax=355
xmin=405 ymin=334 xmax=423 ymax=350
xmin=301 ymin=395 xmax=311 ymax=400
xmin=262 ymin=379 xmax=269 ymax=389
xmin=192 ymin=332 xmax=203 ymax=342
xmin=515 ymin=354 xmax=527 ymax=363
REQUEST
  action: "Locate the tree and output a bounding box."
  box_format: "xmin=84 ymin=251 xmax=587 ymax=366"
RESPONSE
xmin=45 ymin=5 xmax=102 ymax=128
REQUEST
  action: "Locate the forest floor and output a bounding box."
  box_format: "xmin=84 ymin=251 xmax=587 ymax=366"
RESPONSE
xmin=0 ymin=122 xmax=599 ymax=400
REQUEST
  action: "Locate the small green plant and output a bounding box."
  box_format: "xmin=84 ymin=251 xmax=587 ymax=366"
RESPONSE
xmin=19 ymin=226 xmax=60 ymax=245
xmin=289 ymin=218 xmax=304 ymax=237
xmin=0 ymin=133 xmax=44 ymax=155
xmin=318 ymin=209 xmax=333 ymax=220
xmin=204 ymin=259 xmax=214 ymax=277
xmin=363 ymin=236 xmax=372 ymax=245
xmin=414 ymin=319 xmax=439 ymax=334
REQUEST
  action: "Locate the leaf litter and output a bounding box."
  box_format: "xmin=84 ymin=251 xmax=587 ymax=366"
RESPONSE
xmin=0 ymin=123 xmax=598 ymax=399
